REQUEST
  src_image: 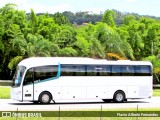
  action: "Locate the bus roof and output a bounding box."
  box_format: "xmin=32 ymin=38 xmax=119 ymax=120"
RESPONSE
xmin=18 ymin=57 xmax=152 ymax=69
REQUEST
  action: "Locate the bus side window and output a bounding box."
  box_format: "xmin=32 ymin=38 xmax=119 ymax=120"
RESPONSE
xmin=34 ymin=65 xmax=58 ymax=81
xmin=112 ymin=65 xmax=121 ymax=76
xmin=87 ymin=65 xmax=97 ymax=76
xmin=121 ymin=66 xmax=134 ymax=76
xmin=61 ymin=65 xmax=74 ymax=76
xmin=135 ymin=65 xmax=151 ymax=76
xmin=23 ymin=68 xmax=33 ymax=85
xmin=61 ymin=65 xmax=86 ymax=76
xmin=74 ymin=65 xmax=86 ymax=76
xmin=99 ymin=65 xmax=111 ymax=76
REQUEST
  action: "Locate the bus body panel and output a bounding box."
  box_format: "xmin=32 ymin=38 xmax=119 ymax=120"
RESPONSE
xmin=11 ymin=87 xmax=23 ymax=101
xmin=11 ymin=57 xmax=153 ymax=103
xmin=30 ymin=76 xmax=152 ymax=101
xmin=23 ymin=84 xmax=34 ymax=101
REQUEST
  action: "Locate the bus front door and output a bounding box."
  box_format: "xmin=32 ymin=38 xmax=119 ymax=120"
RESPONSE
xmin=22 ymin=68 xmax=34 ymax=101
xmin=23 ymin=83 xmax=34 ymax=101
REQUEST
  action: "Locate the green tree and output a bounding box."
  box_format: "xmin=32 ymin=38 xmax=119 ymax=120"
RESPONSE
xmin=102 ymin=10 xmax=116 ymax=27
xmin=0 ymin=17 xmax=5 ymax=77
xmin=94 ymin=22 xmax=133 ymax=59
xmin=37 ymin=14 xmax=58 ymax=39
xmin=53 ymin=12 xmax=70 ymax=25
xmin=0 ymin=18 xmax=5 ymax=53
xmin=116 ymin=26 xmax=134 ymax=60
xmin=6 ymin=24 xmax=25 ymax=54
xmin=123 ymin=19 xmax=145 ymax=60
xmin=0 ymin=4 xmax=25 ymax=79
xmin=75 ymin=23 xmax=105 ymax=58
xmin=4 ymin=24 xmax=26 ymax=71
xmin=57 ymin=25 xmax=76 ymax=48
xmin=29 ymin=9 xmax=38 ymax=34
xmin=25 ymin=34 xmax=59 ymax=57
xmin=143 ymin=55 xmax=160 ymax=83
xmin=144 ymin=23 xmax=160 ymax=57
xmin=122 ymin=15 xmax=136 ymax=25
xmin=58 ymin=47 xmax=78 ymax=56
xmin=75 ymin=35 xmax=90 ymax=56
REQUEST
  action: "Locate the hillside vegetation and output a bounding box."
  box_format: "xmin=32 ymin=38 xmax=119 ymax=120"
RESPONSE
xmin=0 ymin=3 xmax=160 ymax=83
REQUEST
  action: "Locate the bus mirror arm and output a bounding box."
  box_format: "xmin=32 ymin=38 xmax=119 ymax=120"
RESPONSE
xmin=10 ymin=70 xmax=13 ymax=80
xmin=10 ymin=70 xmax=12 ymax=77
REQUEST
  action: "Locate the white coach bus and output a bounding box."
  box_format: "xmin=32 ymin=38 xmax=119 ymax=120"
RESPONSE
xmin=11 ymin=57 xmax=153 ymax=104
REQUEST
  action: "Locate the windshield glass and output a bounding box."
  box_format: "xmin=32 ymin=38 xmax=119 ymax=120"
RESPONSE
xmin=12 ymin=66 xmax=26 ymax=87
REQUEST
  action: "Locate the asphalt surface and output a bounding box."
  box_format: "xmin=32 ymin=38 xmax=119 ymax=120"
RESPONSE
xmin=0 ymin=97 xmax=160 ymax=111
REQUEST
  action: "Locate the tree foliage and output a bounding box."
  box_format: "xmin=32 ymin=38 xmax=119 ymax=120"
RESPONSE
xmin=102 ymin=10 xmax=116 ymax=27
xmin=0 ymin=4 xmax=160 ymax=82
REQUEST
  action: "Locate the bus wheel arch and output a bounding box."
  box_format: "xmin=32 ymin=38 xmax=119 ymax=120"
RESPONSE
xmin=39 ymin=91 xmax=53 ymax=104
xmin=113 ymin=90 xmax=126 ymax=103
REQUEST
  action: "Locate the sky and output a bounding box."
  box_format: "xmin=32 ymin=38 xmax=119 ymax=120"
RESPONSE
xmin=0 ymin=0 xmax=160 ymax=17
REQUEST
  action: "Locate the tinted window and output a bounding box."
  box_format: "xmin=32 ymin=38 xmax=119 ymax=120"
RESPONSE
xmin=87 ymin=65 xmax=111 ymax=76
xmin=23 ymin=68 xmax=34 ymax=85
xmin=60 ymin=64 xmax=152 ymax=77
xmin=121 ymin=66 xmax=134 ymax=76
xmin=99 ymin=66 xmax=111 ymax=76
xmin=87 ymin=65 xmax=97 ymax=76
xmin=112 ymin=66 xmax=121 ymax=76
xmin=61 ymin=65 xmax=86 ymax=76
xmin=135 ymin=66 xmax=151 ymax=76
xmin=23 ymin=65 xmax=58 ymax=85
xmin=61 ymin=65 xmax=111 ymax=76
xmin=74 ymin=65 xmax=86 ymax=76
xmin=34 ymin=65 xmax=58 ymax=82
xmin=61 ymin=65 xmax=74 ymax=76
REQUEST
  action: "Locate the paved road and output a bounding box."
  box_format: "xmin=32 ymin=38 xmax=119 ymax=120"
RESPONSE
xmin=0 ymin=97 xmax=160 ymax=111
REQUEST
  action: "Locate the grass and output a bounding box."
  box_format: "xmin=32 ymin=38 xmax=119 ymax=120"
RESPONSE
xmin=0 ymin=87 xmax=10 ymax=99
xmin=0 ymin=118 xmax=159 ymax=120
xmin=153 ymin=89 xmax=160 ymax=96
xmin=0 ymin=81 xmax=11 ymax=86
xmin=0 ymin=108 xmax=160 ymax=120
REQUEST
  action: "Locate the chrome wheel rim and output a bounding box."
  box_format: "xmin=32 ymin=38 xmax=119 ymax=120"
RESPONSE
xmin=42 ymin=94 xmax=49 ymax=103
xmin=116 ymin=93 xmax=123 ymax=101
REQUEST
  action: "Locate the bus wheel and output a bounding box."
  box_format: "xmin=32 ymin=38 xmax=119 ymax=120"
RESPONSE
xmin=113 ymin=91 xmax=125 ymax=103
xmin=39 ymin=92 xmax=52 ymax=104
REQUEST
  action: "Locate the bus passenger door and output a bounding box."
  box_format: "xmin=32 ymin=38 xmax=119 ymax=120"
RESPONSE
xmin=22 ymin=68 xmax=34 ymax=101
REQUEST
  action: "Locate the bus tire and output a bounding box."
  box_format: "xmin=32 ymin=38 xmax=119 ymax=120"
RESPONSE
xmin=113 ymin=91 xmax=125 ymax=103
xmin=39 ymin=92 xmax=52 ymax=104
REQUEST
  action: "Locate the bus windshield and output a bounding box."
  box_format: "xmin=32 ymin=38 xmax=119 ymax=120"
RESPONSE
xmin=12 ymin=66 xmax=26 ymax=87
